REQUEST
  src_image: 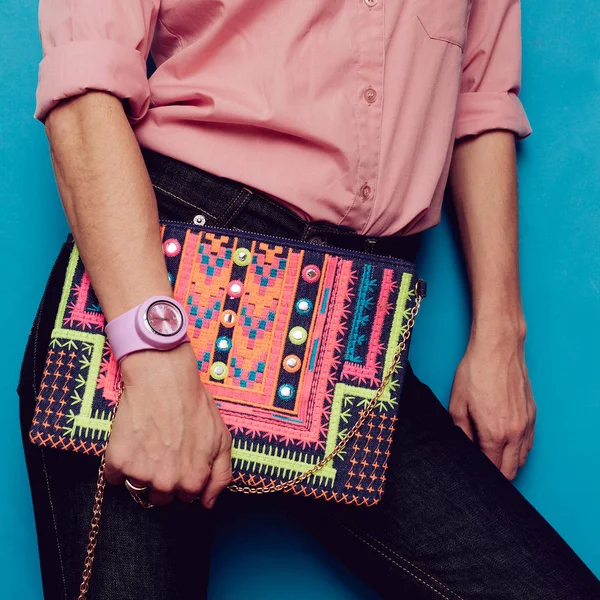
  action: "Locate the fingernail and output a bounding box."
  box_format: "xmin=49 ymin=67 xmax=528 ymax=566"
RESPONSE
xmin=207 ymin=497 xmax=216 ymax=509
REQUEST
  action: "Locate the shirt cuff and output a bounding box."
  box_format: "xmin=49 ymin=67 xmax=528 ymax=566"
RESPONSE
xmin=455 ymin=91 xmax=532 ymax=140
xmin=34 ymin=39 xmax=151 ymax=123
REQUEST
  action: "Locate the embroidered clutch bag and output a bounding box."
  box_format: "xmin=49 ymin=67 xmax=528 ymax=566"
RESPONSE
xmin=30 ymin=222 xmax=424 ymax=507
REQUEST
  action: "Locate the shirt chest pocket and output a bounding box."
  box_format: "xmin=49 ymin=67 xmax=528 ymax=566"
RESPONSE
xmin=417 ymin=0 xmax=473 ymax=49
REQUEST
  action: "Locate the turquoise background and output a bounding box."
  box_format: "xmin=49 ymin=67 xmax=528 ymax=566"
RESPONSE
xmin=1 ymin=1 xmax=598 ymax=597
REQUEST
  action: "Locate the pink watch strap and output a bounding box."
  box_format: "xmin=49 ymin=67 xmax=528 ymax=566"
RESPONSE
xmin=105 ymin=295 xmax=190 ymax=364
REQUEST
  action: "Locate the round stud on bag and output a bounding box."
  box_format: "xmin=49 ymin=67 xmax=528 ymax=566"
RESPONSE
xmin=278 ymin=384 xmax=295 ymax=401
xmin=227 ymin=280 xmax=244 ymax=298
xmin=233 ymin=247 xmax=252 ymax=266
xmin=163 ymin=239 xmax=181 ymax=257
xmin=302 ymin=264 xmax=320 ymax=283
xmin=295 ymin=298 xmax=312 ymax=315
xmin=221 ymin=310 xmax=237 ymax=328
xmin=289 ymin=326 xmax=307 ymax=345
xmin=216 ymin=336 xmax=232 ymax=352
xmin=210 ymin=361 xmax=228 ymax=380
xmin=283 ymin=354 xmax=301 ymax=373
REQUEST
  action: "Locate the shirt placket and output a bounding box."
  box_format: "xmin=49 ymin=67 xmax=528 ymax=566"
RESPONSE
xmin=341 ymin=0 xmax=385 ymax=234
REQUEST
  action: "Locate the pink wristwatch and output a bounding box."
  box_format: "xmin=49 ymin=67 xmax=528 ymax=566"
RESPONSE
xmin=104 ymin=295 xmax=190 ymax=364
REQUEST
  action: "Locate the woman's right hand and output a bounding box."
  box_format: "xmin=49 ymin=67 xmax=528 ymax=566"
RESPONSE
xmin=104 ymin=342 xmax=233 ymax=508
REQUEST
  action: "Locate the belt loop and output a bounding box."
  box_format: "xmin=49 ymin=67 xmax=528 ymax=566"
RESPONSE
xmin=365 ymin=237 xmax=377 ymax=254
xmin=302 ymin=223 xmax=316 ymax=242
xmin=219 ymin=187 xmax=254 ymax=227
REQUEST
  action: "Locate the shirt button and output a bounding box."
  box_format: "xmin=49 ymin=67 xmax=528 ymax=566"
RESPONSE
xmin=360 ymin=184 xmax=372 ymax=200
xmin=364 ymin=87 xmax=377 ymax=104
xmin=364 ymin=0 xmax=378 ymax=6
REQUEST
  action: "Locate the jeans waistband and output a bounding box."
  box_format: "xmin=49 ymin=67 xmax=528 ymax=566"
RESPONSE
xmin=141 ymin=147 xmax=421 ymax=263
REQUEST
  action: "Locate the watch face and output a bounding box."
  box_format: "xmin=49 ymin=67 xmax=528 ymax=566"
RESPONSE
xmin=145 ymin=301 xmax=184 ymax=336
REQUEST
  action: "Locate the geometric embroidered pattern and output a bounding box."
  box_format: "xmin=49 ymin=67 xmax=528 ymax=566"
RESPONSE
xmin=30 ymin=223 xmax=419 ymax=506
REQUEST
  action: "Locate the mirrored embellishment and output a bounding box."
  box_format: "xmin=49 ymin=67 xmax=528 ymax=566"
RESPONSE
xmin=221 ymin=310 xmax=236 ymax=327
xmin=283 ymin=354 xmax=301 ymax=373
xmin=193 ymin=214 xmax=206 ymax=226
xmin=302 ymin=265 xmax=320 ymax=283
xmin=289 ymin=326 xmax=308 ymax=345
xmin=278 ymin=384 xmax=295 ymax=400
xmin=216 ymin=336 xmax=232 ymax=352
xmin=233 ymin=247 xmax=252 ymax=266
xmin=210 ymin=361 xmax=228 ymax=380
xmin=227 ymin=280 xmax=244 ymax=297
xmin=295 ymin=298 xmax=312 ymax=315
xmin=163 ymin=239 xmax=181 ymax=257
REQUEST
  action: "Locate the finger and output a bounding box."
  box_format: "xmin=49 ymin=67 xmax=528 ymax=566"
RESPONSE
xmin=500 ymin=440 xmax=522 ymax=480
xmin=148 ymin=478 xmax=177 ymax=506
xmin=104 ymin=456 xmax=126 ymax=486
xmin=452 ymin=411 xmax=475 ymax=442
xmin=105 ymin=465 xmax=126 ymax=486
xmin=148 ymin=489 xmax=175 ymax=507
xmin=176 ymin=470 xmax=210 ymax=504
xmin=200 ymin=448 xmax=232 ymax=510
xmin=176 ymin=492 xmax=200 ymax=504
xmin=527 ymin=424 xmax=535 ymax=452
xmin=479 ymin=439 xmax=505 ymax=470
xmin=448 ymin=395 xmax=475 ymax=442
xmin=518 ymin=434 xmax=529 ymax=468
xmin=527 ymin=410 xmax=536 ymax=453
xmin=518 ymin=424 xmax=533 ymax=467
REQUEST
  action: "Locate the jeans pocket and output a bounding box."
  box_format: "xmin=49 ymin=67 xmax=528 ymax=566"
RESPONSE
xmin=153 ymin=184 xmax=220 ymax=225
xmin=417 ymin=0 xmax=472 ymax=49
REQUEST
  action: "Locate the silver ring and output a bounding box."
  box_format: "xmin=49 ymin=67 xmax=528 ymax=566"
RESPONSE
xmin=124 ymin=478 xmax=148 ymax=494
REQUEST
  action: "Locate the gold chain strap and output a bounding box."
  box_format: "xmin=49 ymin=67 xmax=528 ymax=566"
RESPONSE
xmin=228 ymin=288 xmax=422 ymax=494
xmin=78 ymin=282 xmax=423 ymax=598
xmin=78 ymin=454 xmax=108 ymax=600
xmin=78 ymin=387 xmax=119 ymax=600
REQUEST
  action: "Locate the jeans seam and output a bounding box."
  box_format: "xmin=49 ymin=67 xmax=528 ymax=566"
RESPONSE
xmin=357 ymin=527 xmax=465 ymax=600
xmin=151 ymin=183 xmax=218 ymax=220
xmin=41 ymin=449 xmax=69 ymax=600
xmin=340 ymin=524 xmax=464 ymax=600
xmin=220 ymin=187 xmax=253 ymax=227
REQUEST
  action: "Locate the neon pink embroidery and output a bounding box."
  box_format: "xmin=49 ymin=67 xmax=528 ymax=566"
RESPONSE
xmin=63 ymin=272 xmax=104 ymax=330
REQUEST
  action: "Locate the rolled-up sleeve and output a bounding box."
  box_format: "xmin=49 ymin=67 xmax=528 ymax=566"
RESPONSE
xmin=34 ymin=0 xmax=160 ymax=123
xmin=455 ymin=0 xmax=532 ymax=140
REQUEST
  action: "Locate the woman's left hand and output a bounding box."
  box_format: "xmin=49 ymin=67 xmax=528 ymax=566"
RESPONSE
xmin=448 ymin=333 xmax=537 ymax=480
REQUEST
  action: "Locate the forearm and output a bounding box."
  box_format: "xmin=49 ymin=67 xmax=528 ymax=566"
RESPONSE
xmin=45 ymin=91 xmax=171 ymax=322
xmin=449 ymin=130 xmax=526 ymax=343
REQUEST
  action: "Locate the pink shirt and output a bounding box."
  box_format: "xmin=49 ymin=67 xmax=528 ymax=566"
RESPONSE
xmin=35 ymin=0 xmax=531 ymax=236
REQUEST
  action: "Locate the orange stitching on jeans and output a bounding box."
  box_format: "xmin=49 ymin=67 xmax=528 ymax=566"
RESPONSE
xmin=351 ymin=527 xmax=466 ymax=600
xmin=340 ymin=524 xmax=464 ymax=600
xmin=151 ymin=184 xmax=217 ymax=219
xmin=220 ymin=187 xmax=253 ymax=227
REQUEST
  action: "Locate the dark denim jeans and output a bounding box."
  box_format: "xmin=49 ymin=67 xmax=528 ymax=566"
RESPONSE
xmin=18 ymin=149 xmax=600 ymax=600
